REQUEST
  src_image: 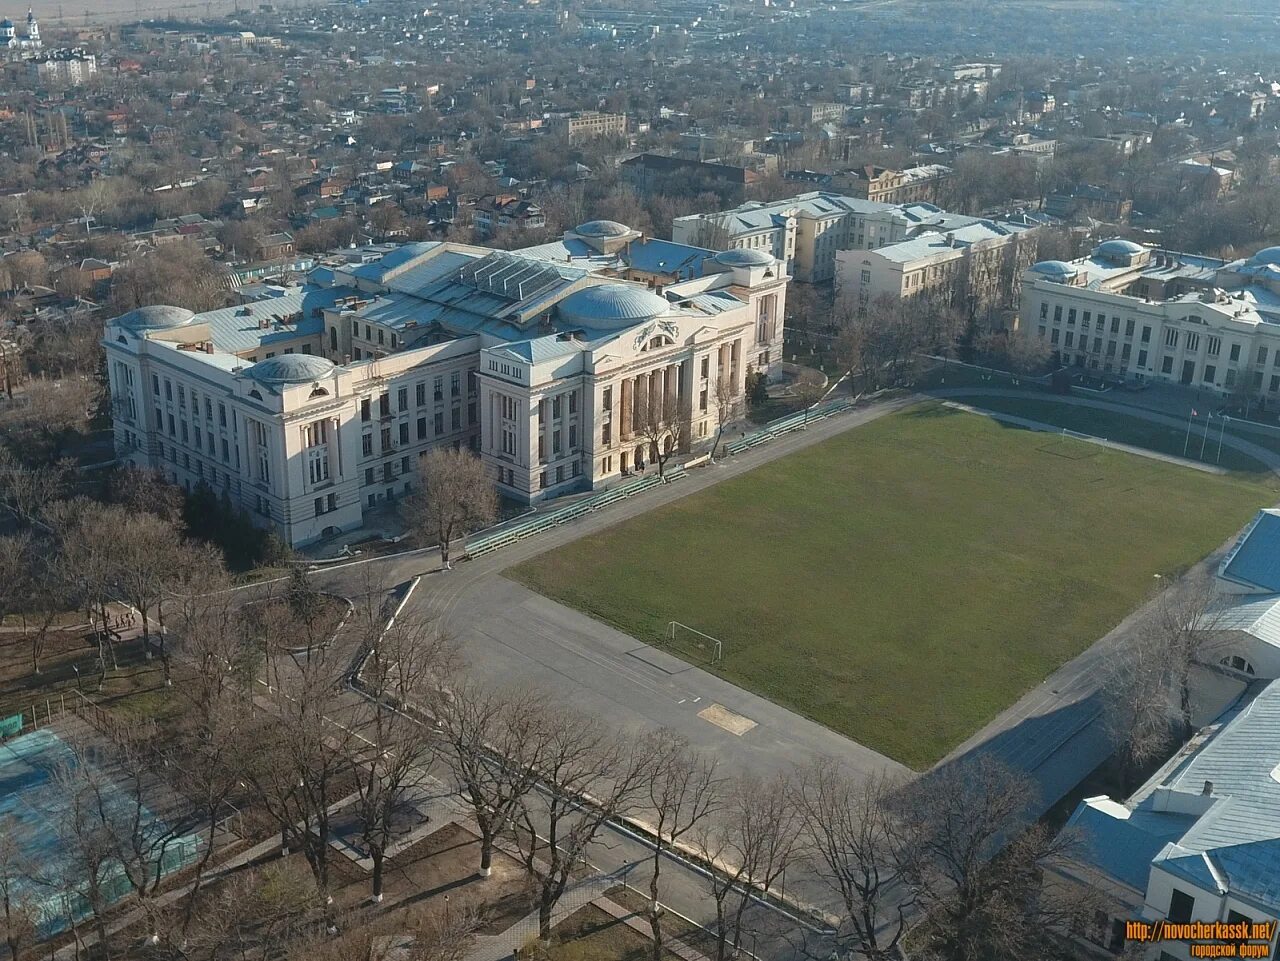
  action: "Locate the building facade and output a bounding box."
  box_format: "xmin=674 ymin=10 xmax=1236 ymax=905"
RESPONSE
xmin=103 ymin=225 xmax=786 ymax=547
xmin=676 ymin=191 xmax=1037 ymax=287
xmin=836 ymin=164 xmax=953 ymax=205
xmin=28 ymin=49 xmax=97 ymax=85
xmin=835 ymin=216 xmax=1040 ymax=322
xmin=1021 ymin=241 xmax=1280 ymax=401
xmin=551 ymin=111 xmax=627 ymax=142
xmin=0 ymin=9 xmax=39 ymax=58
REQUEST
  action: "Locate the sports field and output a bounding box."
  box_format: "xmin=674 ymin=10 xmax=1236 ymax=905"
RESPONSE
xmin=509 ymin=403 xmax=1276 ymax=769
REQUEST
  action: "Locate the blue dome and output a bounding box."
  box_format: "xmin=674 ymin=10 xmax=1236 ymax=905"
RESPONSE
xmin=1249 ymin=246 xmax=1280 ymax=267
xmin=714 ymin=248 xmax=775 ymax=268
xmin=558 ymin=283 xmax=670 ymax=331
xmin=246 ymin=354 xmax=336 ymax=385
xmin=574 ymin=220 xmax=631 ymax=239
xmin=1094 ymin=239 xmax=1144 ymax=259
xmin=1030 ymin=260 xmax=1077 ymax=278
xmin=116 ymin=305 xmax=196 ymax=331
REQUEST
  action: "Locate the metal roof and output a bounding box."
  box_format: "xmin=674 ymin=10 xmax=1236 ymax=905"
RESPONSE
xmin=1220 ymin=510 xmax=1280 ymax=593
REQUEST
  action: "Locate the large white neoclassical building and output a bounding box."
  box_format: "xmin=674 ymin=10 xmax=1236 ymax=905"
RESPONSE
xmin=103 ymin=222 xmax=786 ymax=546
xmin=1022 ymin=240 xmax=1280 ymax=401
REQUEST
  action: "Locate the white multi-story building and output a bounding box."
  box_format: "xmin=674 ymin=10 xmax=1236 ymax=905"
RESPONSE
xmin=674 ymin=192 xmax=1037 ymax=287
xmin=103 ymin=223 xmax=786 ymax=547
xmin=1021 ymin=241 xmax=1280 ymax=399
xmin=1051 ymin=678 xmax=1280 ymax=960
xmin=835 ymin=216 xmax=1041 ymax=321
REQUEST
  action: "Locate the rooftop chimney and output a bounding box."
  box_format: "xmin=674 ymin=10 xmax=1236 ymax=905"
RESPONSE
xmin=1202 ymin=780 xmax=1214 ymax=796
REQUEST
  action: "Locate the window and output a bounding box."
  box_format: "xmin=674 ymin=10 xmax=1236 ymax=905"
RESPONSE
xmin=538 ymin=435 xmax=545 ymax=462
xmin=468 ymin=401 xmax=477 ymax=425
xmin=451 ymin=408 xmax=461 ymax=431
xmin=417 ymin=417 xmax=427 ymax=440
xmin=603 ymin=386 xmax=612 ymax=411
xmin=861 ymin=269 xmax=871 ymax=284
xmin=1138 ymin=349 xmax=1147 ymax=367
xmin=433 ymin=377 xmax=443 ymax=402
xmin=1260 ymin=346 xmax=1269 ymax=366
xmin=468 ymin=370 xmax=478 ymax=395
xmin=1054 ymin=305 xmax=1063 ymax=323
xmin=398 ymin=387 xmax=408 ymax=411
xmin=380 ymin=426 xmax=392 ymax=451
xmin=1050 ymin=329 xmax=1060 ymax=345
xmin=362 ymin=434 xmax=373 ymax=456
xmin=701 ymin=357 xmax=710 ymax=379
xmin=434 ymin=412 xmax=444 ymax=435
xmin=1208 ymin=336 xmax=1221 ymax=356
xmin=1186 ymin=332 xmax=1200 ymax=353
xmin=451 ymin=372 xmax=461 ymax=397
xmin=399 ymin=422 xmax=409 ymax=445
xmin=416 ymin=383 xmax=426 ymax=407
xmin=553 ymin=430 xmax=561 ymax=455
xmin=152 ymin=374 xmax=160 ymax=396
xmin=307 ymin=447 xmax=329 ymax=485
xmin=1230 ymin=343 xmax=1241 ymax=362
xmin=1203 ymin=365 xmax=1216 ymax=383
xmin=365 ymin=467 xmax=375 ymax=486
xmin=378 ymin=392 xmax=390 ymax=418
xmin=1125 ymin=319 xmax=1135 ymax=337
xmin=568 ymin=391 xmax=577 ymax=415
xmin=1122 ymin=343 xmax=1131 ymax=361
xmin=1141 ymin=326 xmax=1152 ymax=344
xmin=552 ymin=396 xmax=562 ymax=419
xmin=1165 ymin=329 xmax=1179 ymax=348
xmin=1110 ymin=316 xmax=1120 ymax=334
xmin=361 ymin=398 xmax=371 ymax=422
xmin=178 ymin=385 xmax=185 ymax=409
xmin=539 ymin=472 xmax=547 ymax=490
xmin=376 ymin=328 xmax=384 ymax=345
xmin=164 ymin=379 xmax=172 ymax=401
xmin=569 ymin=425 xmax=576 ymax=448
xmin=602 ymin=422 xmax=612 ymax=445
xmin=1167 ymin=890 xmax=1194 ymax=925
xmin=1226 ymin=369 xmax=1237 ymax=388
xmin=1064 ymin=332 xmax=1074 ymax=348
xmin=1162 ymin=356 xmax=1174 ymax=374
xmin=1271 ymin=375 xmax=1279 ymax=393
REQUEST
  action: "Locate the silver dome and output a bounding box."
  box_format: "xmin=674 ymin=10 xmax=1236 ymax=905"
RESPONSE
xmin=574 ymin=220 xmax=631 ymax=239
xmin=714 ymin=248 xmax=775 ymax=268
xmin=1030 ymin=260 xmax=1077 ymax=277
xmin=1249 ymin=246 xmax=1280 ymax=267
xmin=115 ymin=305 xmax=196 ymax=331
xmin=1094 ymin=239 xmax=1144 ymax=258
xmin=245 ymin=354 xmax=337 ymax=385
xmin=558 ymin=283 xmax=671 ymax=331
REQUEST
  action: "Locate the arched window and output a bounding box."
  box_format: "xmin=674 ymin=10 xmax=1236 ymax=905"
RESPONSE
xmin=329 ymin=326 xmax=339 ymax=352
xmin=309 ymin=386 xmax=329 ymax=399
xmin=1220 ymin=655 xmax=1256 ymax=676
xmin=248 ymin=388 xmax=263 ymax=401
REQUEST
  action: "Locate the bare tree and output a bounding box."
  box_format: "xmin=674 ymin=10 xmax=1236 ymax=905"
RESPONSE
xmin=709 ymin=373 xmax=740 ymax=461
xmin=437 ymin=680 xmax=552 ymax=879
xmin=694 ymin=772 xmax=803 ymax=961
xmin=1103 ymin=631 xmax=1177 ymax=795
xmin=794 ymin=761 xmax=912 ymax=961
xmin=351 ymin=614 xmax=455 ymax=902
xmin=400 ymin=448 xmax=498 ymax=569
xmin=633 ymin=390 xmax=692 ymax=479
xmin=1148 ymin=570 xmax=1221 ymax=742
xmin=510 ymin=712 xmax=655 ymax=943
xmin=49 ymin=499 xmax=126 ymax=685
xmin=0 ymin=817 xmax=41 ymax=961
xmin=110 ymin=512 xmax=183 ymax=682
xmin=642 ymin=733 xmax=723 ymax=961
xmin=0 ymin=447 xmax=69 ymax=521
xmin=244 ymin=637 xmax=358 ymax=925
xmin=897 ymin=756 xmax=1095 ymax=961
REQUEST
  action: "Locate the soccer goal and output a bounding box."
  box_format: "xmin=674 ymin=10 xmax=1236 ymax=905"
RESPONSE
xmin=667 ymin=621 xmax=724 ymax=664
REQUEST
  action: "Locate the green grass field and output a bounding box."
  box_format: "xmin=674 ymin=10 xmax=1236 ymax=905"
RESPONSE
xmin=509 ymin=404 xmax=1276 ymax=770
xmin=942 ymin=394 xmax=1278 ymax=475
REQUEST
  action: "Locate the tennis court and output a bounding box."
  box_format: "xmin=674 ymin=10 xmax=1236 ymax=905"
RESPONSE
xmin=0 ymin=724 xmax=202 ymax=936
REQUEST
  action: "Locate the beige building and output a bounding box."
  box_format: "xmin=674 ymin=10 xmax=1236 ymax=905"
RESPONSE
xmin=676 ymin=192 xmax=1034 ymax=288
xmin=103 ymin=225 xmax=786 ymax=547
xmin=551 ymin=111 xmax=628 ymax=142
xmin=1021 ymin=240 xmax=1280 ymax=398
xmin=836 ymin=164 xmax=953 ymax=205
xmin=836 ymin=217 xmax=1040 ymax=321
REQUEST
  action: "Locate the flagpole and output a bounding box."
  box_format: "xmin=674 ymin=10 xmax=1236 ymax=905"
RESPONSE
xmin=1200 ymin=410 xmax=1211 ymax=459
xmin=1184 ymin=407 xmax=1195 ymax=457
xmin=1217 ymin=414 xmax=1228 ymax=464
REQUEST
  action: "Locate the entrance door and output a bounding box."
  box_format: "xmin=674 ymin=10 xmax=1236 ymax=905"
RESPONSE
xmin=1181 ymin=359 xmax=1195 ymax=385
